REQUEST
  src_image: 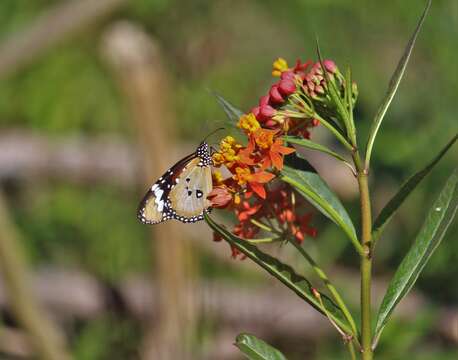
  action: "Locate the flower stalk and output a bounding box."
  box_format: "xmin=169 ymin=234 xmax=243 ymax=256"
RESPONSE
xmin=290 ymin=240 xmax=359 ymax=339
xmin=354 ymin=152 xmax=373 ymax=360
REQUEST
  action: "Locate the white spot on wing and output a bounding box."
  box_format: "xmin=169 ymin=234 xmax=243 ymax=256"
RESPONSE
xmin=154 ymin=189 xmax=164 ymax=211
xmin=157 ymin=200 xmax=164 ymax=212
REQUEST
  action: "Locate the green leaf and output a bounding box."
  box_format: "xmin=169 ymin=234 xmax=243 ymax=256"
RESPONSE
xmin=280 ymin=155 xmax=363 ymax=256
xmin=373 ymin=170 xmax=458 ymax=348
xmin=372 ymin=134 xmax=457 ymax=244
xmin=283 ymin=136 xmax=352 ymax=166
xmin=204 ymin=213 xmax=351 ymax=334
xmin=212 ymin=91 xmax=244 ymax=122
xmin=235 ymin=333 xmax=287 ymax=360
xmin=364 ymin=0 xmax=431 ymax=168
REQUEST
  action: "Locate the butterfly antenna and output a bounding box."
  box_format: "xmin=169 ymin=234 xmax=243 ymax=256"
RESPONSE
xmin=203 ymin=127 xmax=225 ymax=143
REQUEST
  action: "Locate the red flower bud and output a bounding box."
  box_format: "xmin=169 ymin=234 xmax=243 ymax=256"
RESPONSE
xmin=259 ymin=95 xmax=270 ymax=106
xmin=315 ymin=85 xmax=325 ymax=94
xmin=260 ymin=104 xmax=276 ymax=118
xmin=293 ymin=59 xmax=312 ymax=73
xmin=280 ymin=70 xmax=295 ymax=80
xmin=323 ymin=59 xmax=337 ymax=73
xmin=251 ymin=106 xmax=261 ymax=119
xmin=279 ymin=78 xmax=296 ymax=96
xmin=207 ymin=187 xmax=232 ymax=208
xmin=269 ymin=84 xmax=284 ymax=104
xmin=264 ymin=119 xmax=278 ymax=128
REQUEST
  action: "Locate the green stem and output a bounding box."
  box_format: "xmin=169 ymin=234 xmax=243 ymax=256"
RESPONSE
xmin=290 ymin=240 xmax=359 ymax=339
xmin=353 ymin=152 xmax=373 ymax=360
xmin=246 ymin=237 xmax=279 ymax=244
xmin=314 ymin=113 xmax=354 ymax=152
xmin=250 ymin=218 xmax=274 ymax=233
xmin=347 ymin=340 xmax=357 ymax=360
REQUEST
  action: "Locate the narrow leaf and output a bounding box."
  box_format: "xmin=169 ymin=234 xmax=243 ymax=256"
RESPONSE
xmin=235 ymin=333 xmax=287 ymax=360
xmin=212 ymin=91 xmax=244 ymax=122
xmin=283 ymin=136 xmax=351 ymax=165
xmin=374 ymin=170 xmax=458 ymax=348
xmin=365 ymin=0 xmax=431 ymax=168
xmin=372 ymin=134 xmax=457 ymax=244
xmin=204 ymin=213 xmax=351 ymax=334
xmin=281 ymin=155 xmax=363 ymax=255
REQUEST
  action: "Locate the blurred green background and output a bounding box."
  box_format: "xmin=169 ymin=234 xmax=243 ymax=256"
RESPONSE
xmin=0 ymin=0 xmax=456 ymax=359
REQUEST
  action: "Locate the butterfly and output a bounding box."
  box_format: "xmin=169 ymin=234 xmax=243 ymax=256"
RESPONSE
xmin=137 ymin=141 xmax=213 ymax=224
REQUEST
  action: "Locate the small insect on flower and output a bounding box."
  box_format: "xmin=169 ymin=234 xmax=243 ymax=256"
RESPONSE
xmin=137 ymin=141 xmax=213 ymax=224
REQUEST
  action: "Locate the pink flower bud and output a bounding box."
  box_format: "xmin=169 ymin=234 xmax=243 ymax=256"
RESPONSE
xmin=279 ymin=78 xmax=296 ymax=96
xmin=269 ymin=84 xmax=284 ymax=104
xmin=304 ymin=73 xmax=313 ymax=82
xmin=260 ymin=104 xmax=276 ymax=118
xmin=264 ymin=119 xmax=278 ymax=128
xmin=323 ymin=59 xmax=337 ymax=73
xmin=207 ymin=187 xmax=232 ymax=208
xmin=251 ymin=106 xmax=261 ymax=119
xmin=280 ymin=70 xmax=295 ymax=80
xmin=311 ymin=62 xmax=322 ymax=75
xmin=293 ymin=59 xmax=312 ymax=73
xmin=259 ymin=95 xmax=270 ymax=106
xmin=315 ymin=85 xmax=325 ymax=94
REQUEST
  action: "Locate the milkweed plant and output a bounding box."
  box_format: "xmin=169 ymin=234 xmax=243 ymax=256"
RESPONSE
xmin=203 ymin=1 xmax=457 ymax=359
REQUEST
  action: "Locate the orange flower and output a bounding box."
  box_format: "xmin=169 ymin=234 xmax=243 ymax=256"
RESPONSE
xmin=232 ymin=166 xmax=275 ymax=198
xmin=264 ymin=138 xmax=296 ymax=171
xmin=233 ymin=166 xmax=252 ymax=186
xmin=237 ymin=137 xmax=257 ymax=166
xmin=254 ymin=128 xmax=277 ymax=149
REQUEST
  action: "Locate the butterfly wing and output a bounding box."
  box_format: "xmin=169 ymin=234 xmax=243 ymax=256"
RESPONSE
xmin=137 ymin=141 xmax=213 ymax=225
xmin=168 ymin=157 xmax=213 ymax=222
xmin=137 ymin=153 xmax=194 ymax=224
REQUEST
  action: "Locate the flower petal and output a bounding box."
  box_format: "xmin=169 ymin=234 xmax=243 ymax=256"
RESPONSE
xmin=270 ymin=150 xmax=284 ymax=170
xmin=249 ymin=182 xmax=266 ymax=199
xmin=250 ymin=171 xmax=276 ymax=183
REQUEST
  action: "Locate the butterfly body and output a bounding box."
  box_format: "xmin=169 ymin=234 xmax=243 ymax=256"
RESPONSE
xmin=137 ymin=142 xmax=213 ymax=224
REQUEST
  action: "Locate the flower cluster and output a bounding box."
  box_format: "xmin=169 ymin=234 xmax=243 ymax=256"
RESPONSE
xmin=208 ymin=57 xmax=344 ymax=258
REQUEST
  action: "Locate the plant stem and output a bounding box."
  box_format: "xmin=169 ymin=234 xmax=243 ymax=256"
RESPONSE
xmin=290 ymin=240 xmax=358 ymax=338
xmin=347 ymin=340 xmax=357 ymax=360
xmin=354 ymin=153 xmax=373 ymax=360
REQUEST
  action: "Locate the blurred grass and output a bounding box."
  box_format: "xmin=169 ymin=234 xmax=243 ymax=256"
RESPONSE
xmin=0 ymin=0 xmax=456 ymax=358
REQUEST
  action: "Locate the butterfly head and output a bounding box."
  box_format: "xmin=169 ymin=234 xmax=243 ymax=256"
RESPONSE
xmin=197 ymin=141 xmax=213 ymax=166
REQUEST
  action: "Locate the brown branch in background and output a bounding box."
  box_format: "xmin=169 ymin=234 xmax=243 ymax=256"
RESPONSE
xmin=0 ymin=193 xmax=71 ymax=360
xmin=101 ymin=22 xmax=198 ymax=360
xmin=0 ymin=0 xmax=127 ymax=80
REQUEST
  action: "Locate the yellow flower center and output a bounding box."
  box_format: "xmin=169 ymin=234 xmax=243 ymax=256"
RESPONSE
xmin=233 ymin=167 xmax=252 ymax=185
xmin=272 ymin=57 xmax=289 ymax=77
xmin=255 ymin=129 xmax=275 ymax=149
xmin=212 ymin=170 xmax=224 ymax=184
xmin=237 ymin=113 xmax=260 ymax=134
xmin=213 ymin=136 xmax=243 ymax=167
